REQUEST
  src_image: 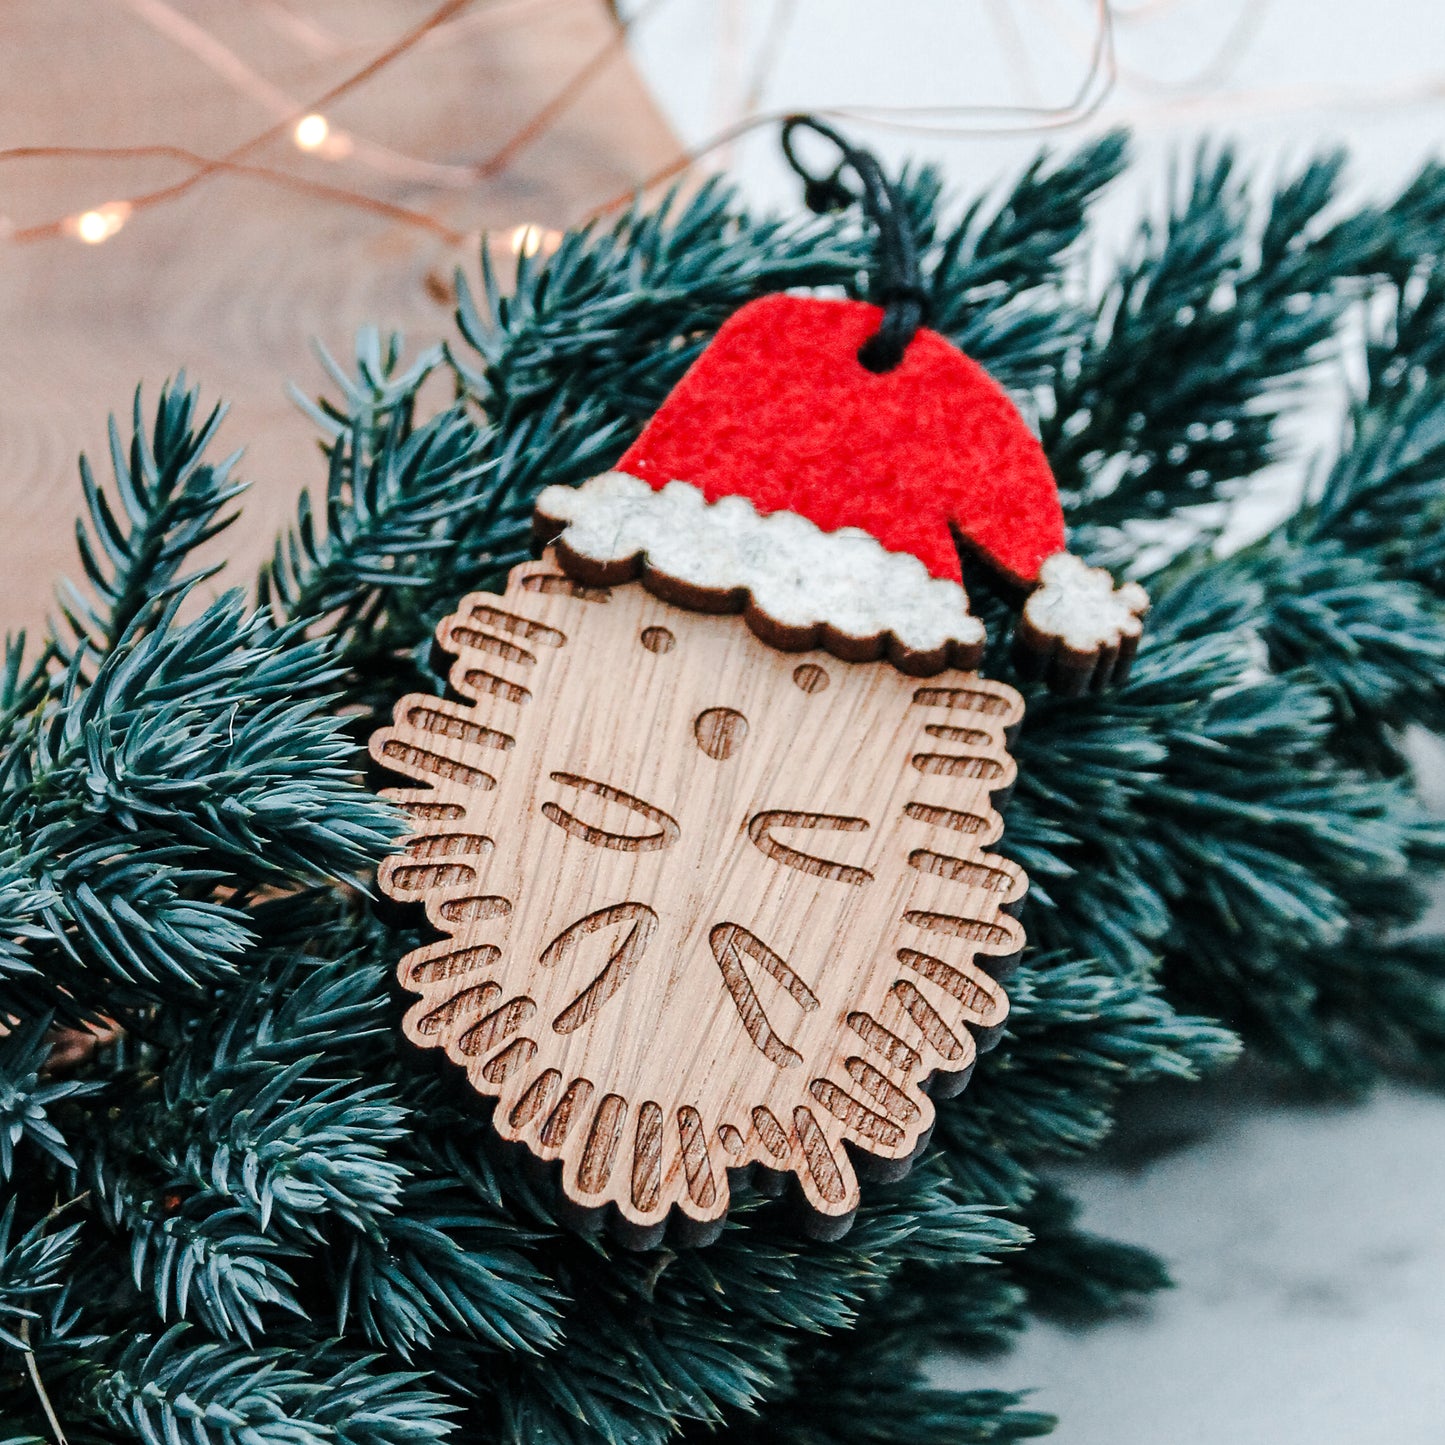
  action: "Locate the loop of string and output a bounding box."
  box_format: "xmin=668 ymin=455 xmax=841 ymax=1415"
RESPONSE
xmin=779 ymin=114 xmax=928 ymax=373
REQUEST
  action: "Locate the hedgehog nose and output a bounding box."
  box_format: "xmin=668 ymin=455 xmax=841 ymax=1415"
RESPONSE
xmin=693 ymin=708 xmax=748 ymax=760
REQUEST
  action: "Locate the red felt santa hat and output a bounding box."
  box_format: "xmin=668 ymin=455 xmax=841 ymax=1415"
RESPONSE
xmin=534 ymin=293 xmax=1147 ymax=692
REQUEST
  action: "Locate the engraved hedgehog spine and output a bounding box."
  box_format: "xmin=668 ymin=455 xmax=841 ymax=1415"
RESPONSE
xmin=897 ymin=683 xmax=1015 ymax=1022
xmin=408 ymin=944 xmax=501 ymax=984
xmin=793 ymin=1106 xmax=847 ymax=1204
xmin=751 ymin=1106 xmax=791 ymax=1159
xmin=541 ymin=1079 xmax=594 ymax=1147
xmin=482 ymin=1037 xmax=535 ymax=1083
xmin=846 ymin=1011 xmax=921 ymax=1073
xmin=912 ymin=685 xmax=1016 ymax=716
xmin=447 ymin=626 xmax=537 ymax=666
xmin=379 ymin=738 xmax=496 ymax=790
xmin=579 ymin=1094 xmax=628 ymax=1192
xmin=678 ymin=1107 xmax=717 ymax=1207
xmin=922 ymin=722 xmax=992 ymax=747
xmin=459 ymin=995 xmax=536 ymax=1056
xmin=457 ymin=669 xmax=532 ymax=705
xmin=843 ymin=1057 xmax=919 ymax=1122
xmin=465 ymin=604 xmax=566 ymax=647
xmin=403 ymin=704 xmax=514 ymax=751
xmin=520 ymin=573 xmax=612 ymax=602
xmin=890 ymin=980 xmax=967 ymax=1060
xmin=901 ymin=909 xmax=1017 ymax=951
xmin=897 ymin=949 xmax=1000 ymax=1015
xmin=399 ymin=799 xmax=466 ymax=822
xmin=511 ymin=1069 xmax=561 ymax=1128
xmin=808 ymin=1078 xmax=904 ymax=1147
xmin=911 ymin=752 xmax=1004 ymax=780
xmin=443 ymin=591 xmax=575 ymax=712
xmin=632 ymin=1102 xmax=664 ymax=1211
xmin=418 ymin=982 xmax=499 ymax=1035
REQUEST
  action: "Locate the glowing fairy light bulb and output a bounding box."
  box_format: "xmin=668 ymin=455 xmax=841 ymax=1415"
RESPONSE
xmin=76 ymin=211 xmax=110 ymax=244
xmin=293 ymin=113 xmax=330 ymax=151
xmin=70 ymin=202 xmax=132 ymax=244
xmin=509 ymin=225 xmax=562 ymax=258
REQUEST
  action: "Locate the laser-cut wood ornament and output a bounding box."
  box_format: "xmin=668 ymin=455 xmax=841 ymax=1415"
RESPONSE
xmin=370 ymin=294 xmax=1147 ymax=1244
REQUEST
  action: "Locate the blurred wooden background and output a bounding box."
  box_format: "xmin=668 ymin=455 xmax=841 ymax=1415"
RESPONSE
xmin=0 ymin=0 xmax=676 ymax=633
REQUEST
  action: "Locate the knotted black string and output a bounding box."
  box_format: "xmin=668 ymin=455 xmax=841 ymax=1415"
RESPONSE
xmin=780 ymin=114 xmax=928 ymax=373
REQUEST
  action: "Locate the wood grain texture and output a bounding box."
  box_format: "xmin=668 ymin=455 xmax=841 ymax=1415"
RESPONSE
xmin=371 ymin=549 xmax=1027 ymax=1243
xmin=0 ymin=0 xmax=677 ymax=633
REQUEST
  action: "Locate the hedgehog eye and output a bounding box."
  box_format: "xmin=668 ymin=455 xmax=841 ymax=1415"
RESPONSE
xmin=541 ymin=773 xmax=680 ymax=852
xmin=746 ymin=811 xmax=873 ymax=886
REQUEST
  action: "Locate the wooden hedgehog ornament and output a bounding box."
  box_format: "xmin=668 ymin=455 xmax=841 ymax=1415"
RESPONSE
xmin=370 ymin=291 xmax=1147 ymax=1243
xmin=371 ymin=275 xmax=1147 ymax=1247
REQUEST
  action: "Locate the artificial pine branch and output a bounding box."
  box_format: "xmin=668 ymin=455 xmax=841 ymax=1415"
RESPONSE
xmin=59 ymin=381 xmax=244 ymax=667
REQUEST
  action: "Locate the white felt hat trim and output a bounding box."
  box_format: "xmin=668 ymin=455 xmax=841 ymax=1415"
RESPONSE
xmin=535 ymin=472 xmax=985 ymax=673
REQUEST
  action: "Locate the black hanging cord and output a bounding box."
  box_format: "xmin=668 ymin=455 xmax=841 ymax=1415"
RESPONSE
xmin=780 ymin=114 xmax=928 ymax=373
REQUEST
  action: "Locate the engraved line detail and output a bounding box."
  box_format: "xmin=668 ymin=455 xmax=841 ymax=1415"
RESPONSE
xmin=910 ymin=753 xmax=1005 ymax=780
xmin=912 ymin=686 xmax=1014 ymax=716
xmin=793 ymin=1105 xmax=847 ymax=1205
xmin=711 ymin=923 xmax=819 ymax=1068
xmin=898 ymin=949 xmax=1002 ymax=1017
xmin=405 ymin=704 xmax=514 ymax=751
xmin=747 ymin=811 xmax=873 ymax=886
xmin=902 ymin=909 xmax=1016 ymax=949
xmin=632 ymin=1101 xmax=664 ymax=1212
xmin=545 ymin=904 xmax=659 ymax=1035
xmin=409 ymin=944 xmax=500 ymax=984
xmin=808 ymin=1078 xmax=904 ymax=1147
xmin=541 ymin=1079 xmax=594 ymax=1148
xmin=907 ymin=851 xmax=1017 ymax=892
xmin=448 ymin=627 xmax=536 ymax=667
xmin=903 ymin=802 xmax=989 ymax=834
xmin=542 ymin=774 xmax=680 ymax=852
xmin=578 ymin=1094 xmax=628 ymax=1193
xmin=459 ymin=668 xmax=531 ymax=705
xmin=380 ymin=739 xmax=496 ymax=789
xmin=467 ymin=604 xmax=566 ymax=647
xmin=678 ymin=1106 xmax=717 ymax=1208
xmin=521 ymin=574 xmax=611 ymax=602
xmin=890 ymin=980 xmax=967 ymax=1061
xmin=846 ymin=1011 xmax=921 ymax=1074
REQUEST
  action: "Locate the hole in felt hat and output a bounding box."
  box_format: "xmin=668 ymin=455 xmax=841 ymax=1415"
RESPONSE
xmin=640 ymin=626 xmax=675 ymax=654
xmin=792 ymin=664 xmax=829 ymax=694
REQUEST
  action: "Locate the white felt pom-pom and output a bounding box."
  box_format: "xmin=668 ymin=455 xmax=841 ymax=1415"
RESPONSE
xmin=1016 ymin=552 xmax=1150 ymax=694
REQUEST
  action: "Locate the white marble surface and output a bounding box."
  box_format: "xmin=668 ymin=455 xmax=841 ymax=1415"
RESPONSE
xmin=625 ymin=7 xmax=1445 ymax=1439
xmin=938 ymin=1078 xmax=1445 ymax=1443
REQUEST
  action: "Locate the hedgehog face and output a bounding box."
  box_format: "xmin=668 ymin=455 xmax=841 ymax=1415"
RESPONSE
xmin=371 ymin=552 xmax=1025 ymax=1239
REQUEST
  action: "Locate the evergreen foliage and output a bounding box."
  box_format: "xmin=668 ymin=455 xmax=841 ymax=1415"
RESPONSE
xmin=0 ymin=132 xmax=1443 ymax=1441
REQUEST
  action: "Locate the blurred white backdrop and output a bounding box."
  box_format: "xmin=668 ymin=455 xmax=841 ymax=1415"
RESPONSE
xmin=626 ymin=0 xmax=1444 ymax=210
xmin=625 ymin=5 xmax=1445 ymax=1442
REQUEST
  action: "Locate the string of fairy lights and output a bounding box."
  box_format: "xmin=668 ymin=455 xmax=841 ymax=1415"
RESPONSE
xmin=5 ymin=0 xmax=1444 ymax=257
xmin=0 ymin=0 xmax=1110 ymax=254
xmin=3 ymin=0 xmax=572 ymax=250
